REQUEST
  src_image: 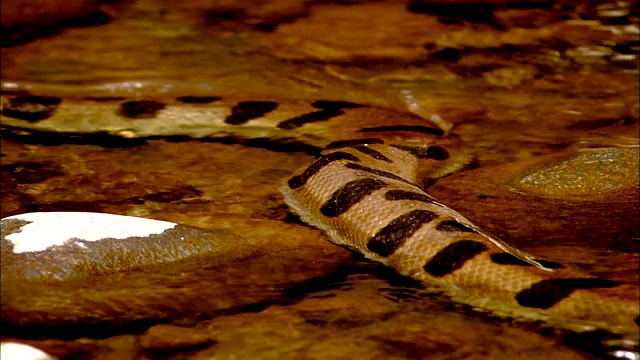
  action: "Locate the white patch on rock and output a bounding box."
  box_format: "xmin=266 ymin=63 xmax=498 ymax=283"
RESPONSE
xmin=0 ymin=342 xmax=54 ymax=360
xmin=2 ymin=212 xmax=177 ymax=254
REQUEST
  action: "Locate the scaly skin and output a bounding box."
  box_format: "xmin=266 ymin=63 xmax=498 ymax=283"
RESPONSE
xmin=281 ymin=142 xmax=640 ymax=339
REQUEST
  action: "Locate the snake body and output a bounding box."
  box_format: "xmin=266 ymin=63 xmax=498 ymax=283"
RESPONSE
xmin=281 ymin=142 xmax=640 ymax=336
xmin=1 ymin=94 xmax=638 ymax=337
xmin=0 ymin=94 xmax=454 ymax=151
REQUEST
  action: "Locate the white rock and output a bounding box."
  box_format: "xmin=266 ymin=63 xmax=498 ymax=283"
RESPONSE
xmin=2 ymin=212 xmax=177 ymax=253
xmin=0 ymin=342 xmax=54 ymax=360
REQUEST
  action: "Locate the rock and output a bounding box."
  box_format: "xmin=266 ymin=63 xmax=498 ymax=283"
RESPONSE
xmin=0 ymin=212 xmax=351 ymax=336
xmin=139 ymin=324 xmax=214 ymax=351
xmin=516 ymin=147 xmax=639 ymax=197
xmin=1 ymin=212 xmax=242 ymax=282
xmin=0 ymin=342 xmax=55 ymax=360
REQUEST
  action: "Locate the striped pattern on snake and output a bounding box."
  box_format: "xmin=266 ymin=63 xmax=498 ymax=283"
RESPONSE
xmin=281 ymin=141 xmax=640 ymax=338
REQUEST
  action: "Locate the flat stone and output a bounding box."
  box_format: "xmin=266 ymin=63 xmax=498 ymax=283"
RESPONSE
xmin=517 ymin=147 xmax=640 ymax=197
xmin=1 ymin=212 xmax=242 ymax=282
xmin=139 ymin=324 xmax=214 ymax=351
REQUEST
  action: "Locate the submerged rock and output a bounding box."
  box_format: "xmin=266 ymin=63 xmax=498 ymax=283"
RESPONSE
xmin=515 ymin=147 xmax=639 ymax=198
xmin=1 ymin=212 xmax=243 ymax=282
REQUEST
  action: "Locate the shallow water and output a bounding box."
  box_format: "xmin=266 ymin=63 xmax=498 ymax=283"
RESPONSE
xmin=1 ymin=0 xmax=638 ymax=359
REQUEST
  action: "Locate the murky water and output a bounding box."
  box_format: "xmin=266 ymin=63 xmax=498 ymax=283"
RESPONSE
xmin=1 ymin=0 xmax=638 ymax=359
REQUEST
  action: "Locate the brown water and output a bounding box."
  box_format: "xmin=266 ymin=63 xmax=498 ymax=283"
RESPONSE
xmin=1 ymin=0 xmax=638 ymax=359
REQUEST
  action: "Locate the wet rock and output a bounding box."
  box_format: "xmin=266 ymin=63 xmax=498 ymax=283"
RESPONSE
xmin=140 ymin=324 xmax=214 ymax=351
xmin=516 ymin=147 xmax=639 ymax=197
xmin=1 ymin=212 xmax=243 ymax=282
xmin=426 ymin=147 xmax=640 ymax=252
xmin=0 ymin=212 xmax=351 ymax=338
xmin=0 ymin=342 xmax=55 ymax=360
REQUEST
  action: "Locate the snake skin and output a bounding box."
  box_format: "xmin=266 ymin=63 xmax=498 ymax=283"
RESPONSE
xmin=281 ymin=142 xmax=640 ymax=336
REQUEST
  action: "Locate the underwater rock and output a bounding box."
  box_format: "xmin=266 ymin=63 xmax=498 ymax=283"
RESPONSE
xmin=1 ymin=212 xmax=241 ymax=282
xmin=516 ymin=147 xmax=639 ymax=197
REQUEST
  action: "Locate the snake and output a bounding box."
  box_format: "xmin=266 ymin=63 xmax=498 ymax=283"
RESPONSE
xmin=281 ymin=141 xmax=640 ymax=339
xmin=1 ymin=93 xmax=639 ymax=340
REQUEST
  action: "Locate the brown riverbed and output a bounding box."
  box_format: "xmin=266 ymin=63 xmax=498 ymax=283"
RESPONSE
xmin=1 ymin=0 xmax=638 ymax=359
